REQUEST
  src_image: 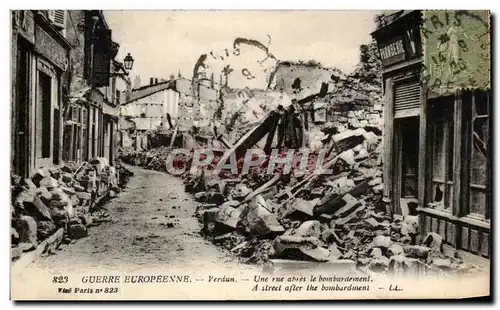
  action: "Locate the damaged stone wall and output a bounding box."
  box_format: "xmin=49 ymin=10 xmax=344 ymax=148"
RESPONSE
xmin=10 ymin=158 xmax=133 ymax=263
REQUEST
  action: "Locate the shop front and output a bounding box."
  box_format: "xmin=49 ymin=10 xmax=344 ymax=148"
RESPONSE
xmin=371 ymin=10 xmax=491 ymax=265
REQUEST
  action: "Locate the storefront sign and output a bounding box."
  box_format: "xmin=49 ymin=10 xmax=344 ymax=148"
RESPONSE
xmin=378 ymin=36 xmax=406 ymax=67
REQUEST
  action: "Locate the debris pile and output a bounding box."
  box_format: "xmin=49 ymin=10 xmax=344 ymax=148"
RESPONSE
xmin=116 ymin=42 xmax=478 ymax=276
xmin=186 ymin=129 xmax=478 ymax=277
xmin=10 ymin=158 xmax=132 ymax=262
xmin=119 ymin=104 xmax=477 ymax=277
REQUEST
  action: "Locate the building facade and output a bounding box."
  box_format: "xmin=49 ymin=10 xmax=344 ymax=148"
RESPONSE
xmin=11 ymin=10 xmax=72 ymax=178
xmin=63 ymin=10 xmax=124 ymax=166
xmin=371 ymin=10 xmax=491 ymax=265
xmin=11 ymin=10 xmax=127 ymax=177
xmin=120 ymin=79 xmax=179 ymax=131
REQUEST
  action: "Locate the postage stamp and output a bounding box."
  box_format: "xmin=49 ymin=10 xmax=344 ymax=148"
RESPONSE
xmin=9 ymin=9 xmax=491 ymax=301
xmin=421 ymin=10 xmax=491 ymax=94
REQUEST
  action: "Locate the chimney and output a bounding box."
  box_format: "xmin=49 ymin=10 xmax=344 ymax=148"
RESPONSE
xmin=150 ymin=77 xmax=154 ymax=85
xmin=169 ymin=74 xmax=175 ymax=82
xmin=134 ymin=75 xmax=141 ymax=89
xmin=210 ymin=73 xmax=215 ymax=88
xmin=155 ymin=78 xmax=158 ymax=84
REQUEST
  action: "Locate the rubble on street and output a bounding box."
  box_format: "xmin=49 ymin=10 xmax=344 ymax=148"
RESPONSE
xmin=119 ymin=114 xmax=479 ymax=278
xmin=10 ymin=159 xmax=133 ymax=262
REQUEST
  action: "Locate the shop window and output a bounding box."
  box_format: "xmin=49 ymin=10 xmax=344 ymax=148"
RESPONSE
xmin=429 ymin=99 xmax=454 ymax=210
xmin=468 ymin=92 xmax=490 ymax=219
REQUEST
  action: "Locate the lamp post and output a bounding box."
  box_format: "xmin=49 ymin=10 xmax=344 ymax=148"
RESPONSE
xmin=123 ymin=53 xmax=134 ymax=71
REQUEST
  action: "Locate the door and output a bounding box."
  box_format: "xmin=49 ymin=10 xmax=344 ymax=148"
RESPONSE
xmin=14 ymin=42 xmax=30 ymax=177
xmin=393 ymin=117 xmax=420 ymax=215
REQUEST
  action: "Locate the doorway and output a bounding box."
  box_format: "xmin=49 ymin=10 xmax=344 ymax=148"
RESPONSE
xmin=393 ymin=116 xmax=419 ymax=215
xmin=14 ymin=41 xmax=30 ymax=177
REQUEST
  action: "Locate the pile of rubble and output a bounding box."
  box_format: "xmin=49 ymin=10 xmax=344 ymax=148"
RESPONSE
xmin=10 ymin=158 xmax=132 ymax=262
xmin=118 ymin=114 xmax=478 ymax=278
xmin=183 ymin=128 xmax=478 ymax=277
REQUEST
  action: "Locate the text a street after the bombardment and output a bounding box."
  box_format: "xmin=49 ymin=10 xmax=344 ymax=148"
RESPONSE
xmin=10 ymin=9 xmax=491 ymax=300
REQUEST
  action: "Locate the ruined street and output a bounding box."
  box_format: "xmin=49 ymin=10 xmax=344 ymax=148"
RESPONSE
xmin=26 ymin=164 xmax=256 ymax=274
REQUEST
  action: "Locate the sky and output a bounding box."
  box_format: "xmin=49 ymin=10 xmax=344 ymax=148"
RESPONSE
xmin=104 ymin=10 xmax=378 ymax=89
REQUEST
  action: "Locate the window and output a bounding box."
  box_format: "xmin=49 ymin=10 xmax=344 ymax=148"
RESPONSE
xmin=468 ymin=92 xmax=490 ymax=220
xmin=428 ymin=98 xmax=454 ymax=211
xmin=426 ymin=92 xmax=491 ymax=221
xmin=82 ymin=107 xmax=88 ymax=161
xmin=92 ymin=108 xmax=96 ymax=158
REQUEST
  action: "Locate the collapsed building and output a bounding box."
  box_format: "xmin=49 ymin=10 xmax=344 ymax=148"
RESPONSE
xmin=119 ymin=36 xmax=484 ymax=277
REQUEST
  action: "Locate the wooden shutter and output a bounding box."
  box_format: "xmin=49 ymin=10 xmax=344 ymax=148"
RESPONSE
xmin=92 ymin=28 xmax=112 ymax=87
xmin=394 ymin=79 xmax=420 ymax=118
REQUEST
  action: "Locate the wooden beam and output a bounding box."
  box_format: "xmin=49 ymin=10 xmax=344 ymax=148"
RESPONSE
xmin=418 ymin=85 xmax=428 ymax=210
xmin=382 ymin=77 xmax=394 ymax=207
xmin=169 ymin=123 xmax=179 ymax=148
xmin=243 ymin=173 xmax=281 ymax=203
xmin=452 ymin=90 xmax=463 ymax=217
xmin=217 ymin=111 xmax=278 ymax=166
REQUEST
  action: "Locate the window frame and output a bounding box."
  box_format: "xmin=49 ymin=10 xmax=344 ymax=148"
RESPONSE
xmin=425 ymin=91 xmax=491 ymax=222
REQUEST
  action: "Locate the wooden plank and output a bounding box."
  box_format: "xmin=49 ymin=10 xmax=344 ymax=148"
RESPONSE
xmin=470 ymin=229 xmax=480 ymax=253
xmin=439 ymin=219 xmax=446 ymax=238
xmin=169 ymin=123 xmax=179 ymax=148
xmin=431 ymin=217 xmax=438 ymax=233
xmin=243 ymin=173 xmax=280 ymax=203
xmin=382 ymin=77 xmax=394 ymax=204
xmin=394 ymin=107 xmax=419 ymax=118
xmin=450 ymin=223 xmax=456 ymax=247
xmin=486 ymin=91 xmax=492 ymax=220
xmin=481 ymin=232 xmax=489 ymax=258
xmin=446 ymin=222 xmax=453 ymax=244
xmin=393 ymin=122 xmax=402 ymax=215
xmin=217 ymin=111 xmax=277 ymax=165
xmin=418 ymin=85 xmax=428 ymax=209
xmin=452 ymin=90 xmax=463 ymax=217
xmin=424 ymin=215 xmax=431 ymax=235
xmin=12 ymin=228 xmax=64 ymax=272
xmin=461 ymin=227 xmax=469 ymax=250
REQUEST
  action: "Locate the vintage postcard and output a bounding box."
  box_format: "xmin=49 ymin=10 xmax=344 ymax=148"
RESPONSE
xmin=9 ymin=9 xmax=491 ymax=300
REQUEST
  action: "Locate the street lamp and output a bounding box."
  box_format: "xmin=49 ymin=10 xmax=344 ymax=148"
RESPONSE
xmin=123 ymin=53 xmax=134 ymax=71
xmin=110 ymin=53 xmax=135 ymax=77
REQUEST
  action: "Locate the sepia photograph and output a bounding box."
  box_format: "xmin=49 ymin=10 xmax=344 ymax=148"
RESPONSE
xmin=8 ymin=7 xmax=491 ymax=300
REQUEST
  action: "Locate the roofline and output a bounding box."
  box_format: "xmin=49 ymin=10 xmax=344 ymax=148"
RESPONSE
xmin=132 ymin=80 xmax=172 ymax=92
xmin=123 ymin=83 xmax=175 ymax=105
xmin=370 ymin=10 xmax=420 ymax=37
